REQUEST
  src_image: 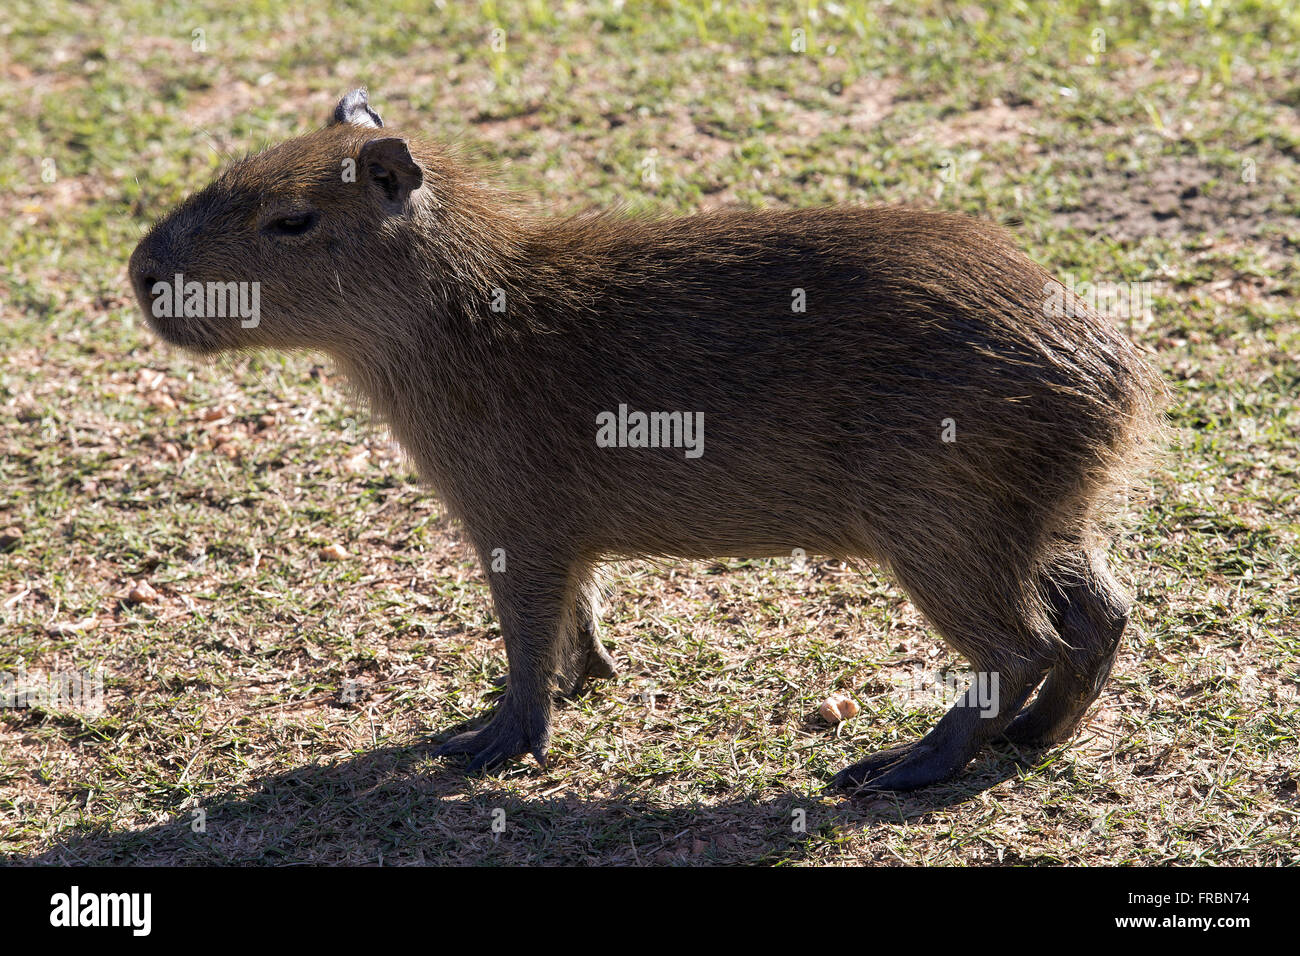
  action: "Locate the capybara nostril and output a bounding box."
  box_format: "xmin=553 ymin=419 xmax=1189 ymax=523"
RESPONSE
xmin=127 ymin=238 xmax=169 ymax=309
xmin=128 ymin=259 xmax=162 ymax=309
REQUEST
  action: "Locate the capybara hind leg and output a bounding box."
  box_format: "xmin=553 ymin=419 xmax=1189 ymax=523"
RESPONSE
xmin=832 ymin=665 xmax=1042 ymax=792
xmin=435 ymin=560 xmax=570 ymax=771
xmin=1004 ymin=552 xmax=1130 ymax=746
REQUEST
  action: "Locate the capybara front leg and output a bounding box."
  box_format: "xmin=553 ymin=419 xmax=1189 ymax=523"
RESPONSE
xmin=556 ymin=578 xmax=618 ymax=698
xmin=434 ymin=559 xmax=571 ymax=771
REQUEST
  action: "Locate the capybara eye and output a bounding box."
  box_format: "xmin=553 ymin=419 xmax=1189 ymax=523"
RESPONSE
xmin=263 ymin=211 xmax=318 ymax=237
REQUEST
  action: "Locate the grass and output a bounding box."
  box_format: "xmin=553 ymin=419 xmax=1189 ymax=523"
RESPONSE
xmin=0 ymin=0 xmax=1297 ymax=865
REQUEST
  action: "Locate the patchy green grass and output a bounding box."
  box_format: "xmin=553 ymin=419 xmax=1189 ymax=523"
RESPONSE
xmin=1 ymin=0 xmax=1297 ymax=865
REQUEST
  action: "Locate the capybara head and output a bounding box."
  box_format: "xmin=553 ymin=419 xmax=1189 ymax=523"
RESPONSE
xmin=128 ymin=90 xmax=441 ymax=355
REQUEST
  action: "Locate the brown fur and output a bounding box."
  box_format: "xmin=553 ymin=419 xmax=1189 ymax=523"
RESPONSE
xmin=128 ymin=91 xmax=1165 ymax=790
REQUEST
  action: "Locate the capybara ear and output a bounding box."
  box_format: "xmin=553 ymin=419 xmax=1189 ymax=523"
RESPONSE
xmin=332 ymin=88 xmax=383 ymax=128
xmin=358 ymin=137 xmax=423 ymax=212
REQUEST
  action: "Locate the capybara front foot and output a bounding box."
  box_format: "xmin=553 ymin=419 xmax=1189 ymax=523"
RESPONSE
xmin=556 ymin=635 xmax=619 ymax=698
xmin=830 ymin=740 xmax=966 ymax=792
xmin=584 ymin=638 xmax=619 ymax=680
xmin=434 ymin=696 xmax=552 ymax=772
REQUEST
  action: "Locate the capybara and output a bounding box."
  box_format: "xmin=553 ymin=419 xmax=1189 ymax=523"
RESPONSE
xmin=127 ymin=89 xmax=1164 ymax=791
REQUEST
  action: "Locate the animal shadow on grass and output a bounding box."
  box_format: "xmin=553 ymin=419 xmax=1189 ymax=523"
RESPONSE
xmin=6 ymin=732 xmax=1037 ymax=865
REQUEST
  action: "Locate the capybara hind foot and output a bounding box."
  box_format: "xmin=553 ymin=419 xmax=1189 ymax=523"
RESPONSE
xmin=832 ymin=666 xmax=1044 ymax=792
xmin=830 ymin=742 xmax=939 ymax=791
xmin=434 ymin=695 xmax=552 ymax=772
xmin=831 ymin=737 xmax=974 ymax=792
xmin=1000 ymin=650 xmax=1118 ymax=747
xmin=1003 ymin=551 xmax=1130 ymax=747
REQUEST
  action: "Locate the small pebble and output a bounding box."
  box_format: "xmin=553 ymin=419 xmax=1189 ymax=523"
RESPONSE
xmin=819 ymin=693 xmax=860 ymax=724
xmin=127 ymin=580 xmax=160 ymax=604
